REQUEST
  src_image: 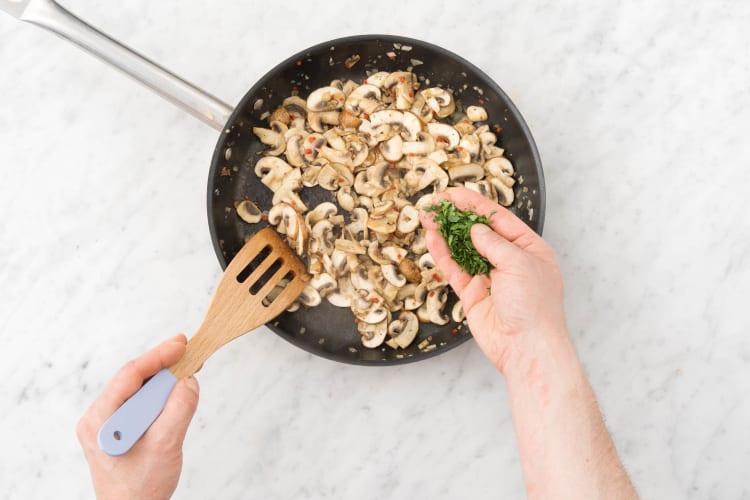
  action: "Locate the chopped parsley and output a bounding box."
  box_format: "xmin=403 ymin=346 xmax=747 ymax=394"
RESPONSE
xmin=425 ymin=199 xmax=494 ymax=276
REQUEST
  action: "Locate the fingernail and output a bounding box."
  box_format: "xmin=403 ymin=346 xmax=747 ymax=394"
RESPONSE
xmin=473 ymin=224 xmax=492 ymax=236
xmin=184 ymin=376 xmax=199 ymax=395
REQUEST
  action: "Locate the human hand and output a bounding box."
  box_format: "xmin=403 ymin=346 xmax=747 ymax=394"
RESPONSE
xmin=77 ymin=334 xmax=199 ymax=500
xmin=420 ymin=188 xmax=566 ymax=373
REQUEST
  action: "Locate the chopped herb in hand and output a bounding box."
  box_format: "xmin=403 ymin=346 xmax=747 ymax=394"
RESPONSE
xmin=425 ymin=199 xmax=494 ymax=276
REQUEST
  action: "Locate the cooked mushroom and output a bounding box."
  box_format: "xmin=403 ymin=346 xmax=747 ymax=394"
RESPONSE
xmin=381 ymin=245 xmax=406 ymax=263
xmin=381 ymin=264 xmax=406 ymax=287
xmin=403 ymin=283 xmax=428 ymax=310
xmin=236 ymin=200 xmax=262 ymax=224
xmin=339 ymin=109 xmax=362 ymax=129
xmin=306 ymin=86 xmax=345 ymax=112
xmin=426 ymin=123 xmax=460 ymax=150
xmin=489 ymin=176 xmax=515 ymax=207
xmin=335 ymin=238 xmax=366 ymax=255
xmin=311 ymin=219 xmax=336 ymax=255
xmin=396 ymin=205 xmax=420 ymax=235
xmin=388 ymin=311 xmax=419 ymax=348
xmin=344 ymin=84 xmax=382 ymax=115
xmin=307 ymin=110 xmax=340 ymax=133
xmin=448 ymin=163 xmax=485 ymax=183
xmin=267 ymin=203 xmax=296 ymax=235
xmin=424 ymin=288 xmax=450 ymax=325
xmin=402 ymin=131 xmax=436 ymax=156
xmin=367 ymin=240 xmax=392 ymax=265
xmin=411 ymin=230 xmax=428 ymax=255
xmin=466 ymin=105 xmax=488 ymax=122
xmin=298 ymin=285 xmax=322 ymax=307
xmin=358 ymin=318 xmax=388 ymax=348
xmin=254 ymin=156 xmax=292 ymax=191
xmin=367 ymin=212 xmax=397 ymax=234
xmin=346 ymin=207 xmax=369 ymax=240
xmin=305 ymin=202 xmax=337 ymax=227
xmin=400 ymin=111 xmax=422 ymax=141
xmin=269 ymin=106 xmax=291 ymax=125
xmin=252 ymin=121 xmax=288 ymax=156
xmin=282 ymin=96 xmax=307 ymax=120
xmin=485 ymin=156 xmax=515 ymax=179
xmin=421 ymin=87 xmax=455 ymax=118
xmin=352 ymin=290 xmax=388 ymax=324
xmin=451 ymin=300 xmax=465 ymax=322
xmin=380 ymin=134 xmax=403 ymax=162
xmin=383 ymin=71 xmax=416 ymax=110
xmin=337 ymin=185 xmax=358 ymax=212
xmin=464 ymin=179 xmax=498 ymax=202
xmin=398 ymin=258 xmax=421 ymax=283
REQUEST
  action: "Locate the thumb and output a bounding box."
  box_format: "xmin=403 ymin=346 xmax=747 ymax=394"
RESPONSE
xmin=150 ymin=376 xmax=199 ymax=447
xmin=471 ymin=224 xmax=523 ymax=270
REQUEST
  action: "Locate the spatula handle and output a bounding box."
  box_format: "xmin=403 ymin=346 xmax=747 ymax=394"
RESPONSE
xmin=97 ymin=368 xmax=178 ymax=456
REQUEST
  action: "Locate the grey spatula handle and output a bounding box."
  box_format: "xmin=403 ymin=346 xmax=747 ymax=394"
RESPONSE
xmin=97 ymin=368 xmax=178 ymax=456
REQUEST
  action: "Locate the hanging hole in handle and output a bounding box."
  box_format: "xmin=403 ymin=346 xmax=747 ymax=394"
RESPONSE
xmin=113 ymin=430 xmax=121 ymax=441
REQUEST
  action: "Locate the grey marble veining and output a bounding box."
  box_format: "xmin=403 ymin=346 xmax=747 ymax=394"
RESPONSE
xmin=1 ymin=1 xmax=749 ymax=498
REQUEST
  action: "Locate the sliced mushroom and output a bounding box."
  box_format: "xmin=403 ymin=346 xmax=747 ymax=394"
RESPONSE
xmin=485 ymin=156 xmax=515 ymax=179
xmin=464 ymin=179 xmax=498 ymax=202
xmin=448 ymin=163 xmax=485 ymax=183
xmin=327 ymin=275 xmax=353 ymax=307
xmin=388 ymin=311 xmax=419 ymax=348
xmin=344 ymin=84 xmax=382 ymax=115
xmin=364 ymin=71 xmax=390 ymax=88
xmin=285 ymin=133 xmax=308 ymax=168
xmin=269 ymin=106 xmax=291 ymax=125
xmin=298 ymin=285 xmax=322 ymax=307
xmin=323 ymin=128 xmax=347 ymax=152
xmin=335 ymin=238 xmax=366 ymax=255
xmin=381 ymin=245 xmax=407 ymax=263
xmin=402 ymin=131 xmax=436 ymax=156
xmin=352 ymin=290 xmax=388 ymax=324
xmin=236 ymin=200 xmax=262 ymax=224
xmin=381 ymin=264 xmax=406 ymax=287
xmin=282 ymin=96 xmax=307 ymax=120
xmin=410 ymin=91 xmax=434 ymax=123
xmin=380 ymin=134 xmax=403 ymax=162
xmin=311 ymin=219 xmax=336 ymax=255
xmin=382 ymin=71 xmax=416 ymax=110
xmin=489 ymin=176 xmax=515 ymax=207
xmin=451 ymin=301 xmax=465 ymax=322
xmin=427 ymin=122 xmax=460 ymax=150
xmin=398 ymin=258 xmax=421 ymax=283
xmin=466 ymin=105 xmax=488 ymax=122
xmin=346 ymin=207 xmax=369 ymax=240
xmin=427 ymin=148 xmax=448 ymax=165
xmin=411 ymin=230 xmax=428 ymax=255
xmin=454 ymin=120 xmax=476 ymax=136
xmin=418 ymin=252 xmax=436 ymax=270
xmin=403 ymin=283 xmax=428 ymax=310
xmin=358 ymin=318 xmax=388 ymax=348
xmin=254 ymin=156 xmax=293 ymax=191
xmin=371 ymin=199 xmax=395 ymax=218
xmin=252 ymin=121 xmax=288 ymax=156
xmin=307 ymin=111 xmax=340 ymax=133
xmin=421 ymin=87 xmax=455 ymax=118
xmin=267 ymin=202 xmax=296 ymax=235
xmin=337 ymin=185 xmax=358 ymax=212
xmin=305 ymin=202 xmax=338 ymax=227
xmin=396 ymin=205 xmax=420 ymax=235
xmin=339 ymin=109 xmax=362 ymax=129
xmin=367 ymin=240 xmax=392 ymax=265
xmin=457 ymin=135 xmax=481 ymax=163
xmin=367 ymin=211 xmax=398 ymax=234
xmin=306 ymin=86 xmax=345 ymax=111
xmin=425 ymin=288 xmax=450 ymax=325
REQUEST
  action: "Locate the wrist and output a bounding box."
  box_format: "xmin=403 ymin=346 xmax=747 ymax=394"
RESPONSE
xmin=500 ymin=323 xmax=579 ymax=385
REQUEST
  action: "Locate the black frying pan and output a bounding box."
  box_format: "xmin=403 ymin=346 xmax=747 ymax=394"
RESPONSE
xmin=208 ymin=35 xmax=545 ymax=365
xmin=7 ymin=4 xmax=544 ymax=365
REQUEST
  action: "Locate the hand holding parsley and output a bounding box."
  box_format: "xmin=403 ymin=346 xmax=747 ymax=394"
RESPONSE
xmin=419 ymin=187 xmax=566 ymax=373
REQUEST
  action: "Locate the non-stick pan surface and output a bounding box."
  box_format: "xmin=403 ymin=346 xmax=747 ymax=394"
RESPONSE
xmin=208 ymin=35 xmax=545 ymax=365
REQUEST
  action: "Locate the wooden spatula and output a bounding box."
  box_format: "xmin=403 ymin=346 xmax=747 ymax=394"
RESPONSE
xmin=98 ymin=227 xmax=310 ymax=456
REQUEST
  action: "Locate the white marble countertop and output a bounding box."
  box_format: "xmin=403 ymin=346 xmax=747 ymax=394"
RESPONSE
xmin=2 ymin=1 xmax=749 ymax=498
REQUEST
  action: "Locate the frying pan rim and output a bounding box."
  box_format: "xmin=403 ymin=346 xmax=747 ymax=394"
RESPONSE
xmin=206 ymin=34 xmax=546 ymax=366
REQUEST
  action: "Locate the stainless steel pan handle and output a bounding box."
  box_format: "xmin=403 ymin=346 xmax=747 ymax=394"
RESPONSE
xmin=1 ymin=0 xmax=233 ymax=130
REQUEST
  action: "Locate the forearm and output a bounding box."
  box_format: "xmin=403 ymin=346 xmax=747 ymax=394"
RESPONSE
xmin=503 ymin=328 xmax=637 ymax=499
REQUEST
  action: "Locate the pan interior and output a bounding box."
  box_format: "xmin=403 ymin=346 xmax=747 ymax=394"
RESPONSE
xmin=207 ymin=35 xmax=544 ymax=365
